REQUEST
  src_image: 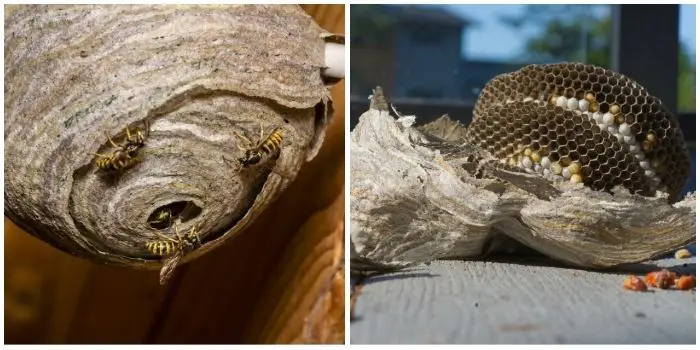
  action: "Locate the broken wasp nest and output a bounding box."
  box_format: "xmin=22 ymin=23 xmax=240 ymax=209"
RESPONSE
xmin=350 ymin=63 xmax=694 ymax=271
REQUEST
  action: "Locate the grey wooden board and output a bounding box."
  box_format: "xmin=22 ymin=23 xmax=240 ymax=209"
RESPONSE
xmin=351 ymin=258 xmax=696 ymax=344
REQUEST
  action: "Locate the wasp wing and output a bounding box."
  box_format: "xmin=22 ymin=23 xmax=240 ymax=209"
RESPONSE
xmin=159 ymin=253 xmax=183 ymax=285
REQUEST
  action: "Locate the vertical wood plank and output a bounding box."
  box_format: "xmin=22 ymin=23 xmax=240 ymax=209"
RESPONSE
xmin=4 ymin=217 xmax=174 ymax=344
xmin=242 ymin=4 xmax=346 ymax=344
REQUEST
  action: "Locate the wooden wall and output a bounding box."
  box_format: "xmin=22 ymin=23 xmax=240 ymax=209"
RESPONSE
xmin=4 ymin=4 xmax=345 ymax=344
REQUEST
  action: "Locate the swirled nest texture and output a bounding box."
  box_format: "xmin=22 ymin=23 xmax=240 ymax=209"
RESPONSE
xmin=5 ymin=4 xmax=336 ymax=269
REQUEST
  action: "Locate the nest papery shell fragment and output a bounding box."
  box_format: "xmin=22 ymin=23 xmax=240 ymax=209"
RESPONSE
xmin=350 ymin=89 xmax=695 ymax=269
xmin=4 ymin=5 xmax=335 ymax=269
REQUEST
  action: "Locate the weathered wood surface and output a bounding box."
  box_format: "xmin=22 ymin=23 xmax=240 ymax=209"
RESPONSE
xmin=351 ymin=258 xmax=696 ymax=344
xmin=4 ymin=4 xmax=344 ymax=344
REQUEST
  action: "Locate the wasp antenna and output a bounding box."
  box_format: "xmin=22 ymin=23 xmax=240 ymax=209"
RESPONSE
xmin=258 ymin=122 xmax=265 ymax=143
xmin=105 ymin=131 xmax=120 ymax=148
xmin=125 ymin=125 xmax=133 ymax=142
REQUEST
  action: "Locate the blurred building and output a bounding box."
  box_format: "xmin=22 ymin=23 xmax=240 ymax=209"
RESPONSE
xmin=350 ymin=5 xmax=523 ymax=101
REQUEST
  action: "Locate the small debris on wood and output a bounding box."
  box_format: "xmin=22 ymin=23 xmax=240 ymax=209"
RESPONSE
xmin=676 ymin=275 xmax=696 ymax=290
xmin=623 ymin=275 xmax=648 ymax=291
xmin=674 ymin=248 xmax=692 ymax=259
xmin=645 ymin=269 xmax=677 ymax=289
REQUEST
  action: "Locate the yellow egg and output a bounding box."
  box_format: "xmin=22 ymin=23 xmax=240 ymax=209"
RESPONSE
xmin=570 ymin=174 xmax=583 ymax=184
xmin=568 ymin=161 xmax=582 ymax=175
xmin=589 ymin=101 xmax=599 ymax=112
xmin=549 ymin=95 xmax=558 ymax=105
xmin=551 ymin=162 xmax=563 ymax=175
xmin=615 ymin=114 xmax=625 ymax=124
xmin=610 ymin=104 xmax=620 ymax=114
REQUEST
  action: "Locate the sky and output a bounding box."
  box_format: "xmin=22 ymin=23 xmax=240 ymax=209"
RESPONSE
xmin=437 ymin=4 xmax=696 ymax=62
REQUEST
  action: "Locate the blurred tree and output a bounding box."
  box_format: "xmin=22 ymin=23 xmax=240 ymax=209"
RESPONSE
xmin=501 ymin=5 xmax=695 ymax=111
xmin=349 ymin=5 xmax=396 ymax=46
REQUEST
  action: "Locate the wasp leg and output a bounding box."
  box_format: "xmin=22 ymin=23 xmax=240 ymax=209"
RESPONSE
xmin=172 ymin=222 xmax=186 ymax=246
xmin=152 ymin=230 xmax=179 ymax=243
xmin=222 ymin=155 xmax=237 ymax=167
xmin=126 ymin=125 xmax=134 ymax=143
xmin=193 ymin=228 xmax=202 ymax=246
xmin=232 ymin=131 xmax=252 ymax=151
xmin=135 ymin=128 xmax=145 ymax=143
xmin=91 ymin=152 xmax=113 ymax=158
xmin=104 ymin=131 xmax=120 ymax=149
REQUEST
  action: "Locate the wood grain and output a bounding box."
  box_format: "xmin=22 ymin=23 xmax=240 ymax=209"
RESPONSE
xmin=351 ymin=259 xmax=696 ymax=344
xmin=4 ymin=4 xmax=345 ymax=344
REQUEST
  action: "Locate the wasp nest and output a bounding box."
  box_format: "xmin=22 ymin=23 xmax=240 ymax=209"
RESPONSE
xmin=469 ymin=63 xmax=690 ymax=201
xmin=351 ymin=75 xmax=694 ymax=270
xmin=4 ymin=5 xmax=342 ymax=277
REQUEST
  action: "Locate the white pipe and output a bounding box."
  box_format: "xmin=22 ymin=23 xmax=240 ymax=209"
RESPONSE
xmin=323 ymin=41 xmax=345 ymax=80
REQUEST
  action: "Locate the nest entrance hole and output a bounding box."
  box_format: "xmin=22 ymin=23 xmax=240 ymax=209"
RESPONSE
xmin=147 ymin=201 xmax=202 ymax=230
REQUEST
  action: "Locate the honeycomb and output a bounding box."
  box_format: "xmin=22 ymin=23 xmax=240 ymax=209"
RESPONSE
xmin=466 ymin=62 xmax=690 ymax=201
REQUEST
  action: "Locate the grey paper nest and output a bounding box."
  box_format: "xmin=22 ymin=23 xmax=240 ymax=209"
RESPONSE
xmin=351 ymin=66 xmax=695 ymax=270
xmin=4 ymin=5 xmax=339 ymax=270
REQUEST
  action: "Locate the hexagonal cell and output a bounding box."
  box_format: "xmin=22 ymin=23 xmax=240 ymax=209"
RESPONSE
xmin=630 ymin=123 xmax=642 ymax=135
xmin=594 ymin=144 xmax=606 ymax=155
xmin=610 ymin=167 xmax=621 ymax=178
xmin=601 ymin=173 xmax=613 ymax=184
xmin=615 ymin=95 xmax=626 ymax=105
xmin=602 ymin=138 xmax=613 ymax=149
xmin=612 ymin=176 xmax=624 ymax=186
xmin=549 ymin=151 xmax=560 ymax=162
xmin=559 ymin=155 xmax=572 ymax=166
